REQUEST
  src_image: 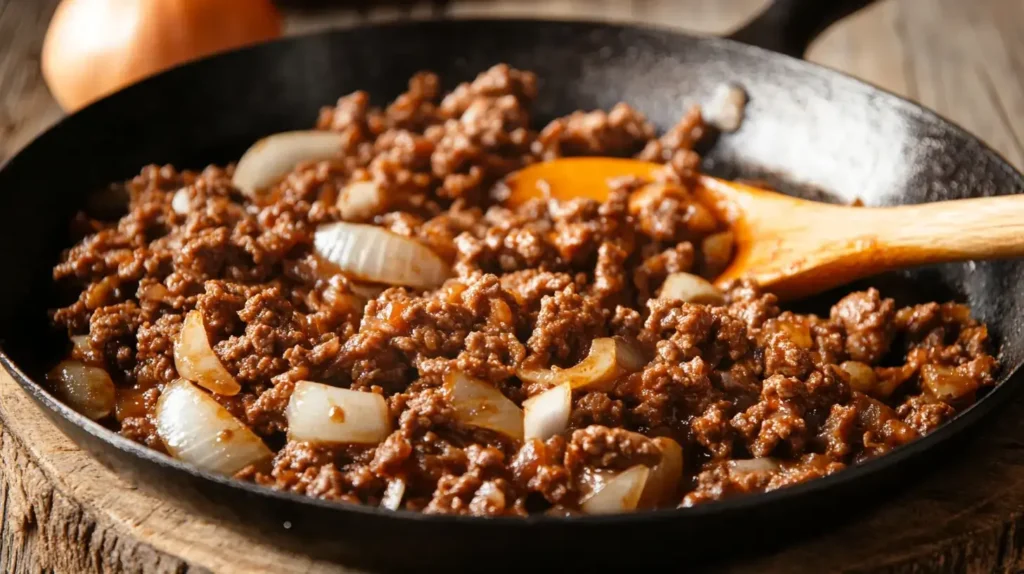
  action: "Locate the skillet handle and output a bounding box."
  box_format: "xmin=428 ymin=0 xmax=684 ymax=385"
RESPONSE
xmin=727 ymin=0 xmax=877 ymax=58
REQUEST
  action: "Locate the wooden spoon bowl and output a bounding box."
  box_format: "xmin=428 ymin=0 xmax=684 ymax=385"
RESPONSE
xmin=504 ymin=157 xmax=1024 ymax=300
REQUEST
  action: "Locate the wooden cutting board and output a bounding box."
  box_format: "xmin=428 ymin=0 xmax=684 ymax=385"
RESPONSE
xmin=3 ymin=1 xmax=1024 ymax=572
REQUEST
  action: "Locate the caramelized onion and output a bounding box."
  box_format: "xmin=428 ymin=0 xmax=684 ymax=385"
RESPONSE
xmin=337 ymin=180 xmax=389 ymax=222
xmin=517 ymin=337 xmax=646 ymax=392
xmin=522 ymin=383 xmax=571 ymax=441
xmin=841 ymin=361 xmax=878 ymax=394
xmin=70 ymin=335 xmax=92 ymax=362
xmin=314 ymin=222 xmax=452 ymax=289
xmin=638 ymin=437 xmax=684 ymax=509
xmin=155 ymin=379 xmax=271 ymax=475
xmin=232 ymin=130 xmax=345 ymax=197
xmin=921 ymin=364 xmax=980 ymax=402
xmin=580 ymin=465 xmax=650 ymax=514
xmin=285 ymin=381 xmax=390 ymax=445
xmin=174 ymin=310 xmax=241 ymax=396
xmin=444 ymin=371 xmax=523 ymax=441
xmin=46 ymin=360 xmax=115 ymax=420
xmin=658 ymin=272 xmax=725 ymax=305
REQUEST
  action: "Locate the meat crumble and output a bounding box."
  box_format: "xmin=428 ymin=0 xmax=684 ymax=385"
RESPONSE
xmin=48 ymin=65 xmax=998 ymax=516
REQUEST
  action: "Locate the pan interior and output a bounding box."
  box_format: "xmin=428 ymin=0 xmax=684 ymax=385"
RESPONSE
xmin=0 ymin=18 xmax=1021 ymax=516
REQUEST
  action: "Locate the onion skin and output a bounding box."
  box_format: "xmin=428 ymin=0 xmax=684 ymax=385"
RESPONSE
xmin=42 ymin=0 xmax=282 ymax=111
xmin=155 ymin=379 xmax=271 ymax=475
xmin=285 ymin=381 xmax=390 ymax=445
xmin=174 ymin=310 xmax=241 ymax=396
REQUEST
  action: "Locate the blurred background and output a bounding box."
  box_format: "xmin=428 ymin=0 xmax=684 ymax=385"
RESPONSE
xmin=2 ymin=0 xmax=1021 ymax=170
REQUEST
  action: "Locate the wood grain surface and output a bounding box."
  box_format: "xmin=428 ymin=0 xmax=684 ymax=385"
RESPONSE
xmin=1 ymin=1 xmax=1024 ymax=573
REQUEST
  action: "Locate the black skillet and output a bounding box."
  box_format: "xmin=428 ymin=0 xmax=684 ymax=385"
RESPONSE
xmin=2 ymin=0 xmax=1023 ymax=570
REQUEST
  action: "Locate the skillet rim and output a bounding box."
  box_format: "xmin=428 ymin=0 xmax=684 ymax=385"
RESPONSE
xmin=2 ymin=16 xmax=1023 ymax=529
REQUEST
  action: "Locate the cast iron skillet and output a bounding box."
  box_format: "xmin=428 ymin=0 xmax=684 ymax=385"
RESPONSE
xmin=1 ymin=0 xmax=1023 ymax=570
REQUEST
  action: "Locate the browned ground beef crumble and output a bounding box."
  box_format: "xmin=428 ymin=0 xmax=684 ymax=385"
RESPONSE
xmin=50 ymin=64 xmax=998 ymax=515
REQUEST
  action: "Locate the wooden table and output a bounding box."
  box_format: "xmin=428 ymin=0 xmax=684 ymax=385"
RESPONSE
xmin=2 ymin=1 xmax=1024 ymax=572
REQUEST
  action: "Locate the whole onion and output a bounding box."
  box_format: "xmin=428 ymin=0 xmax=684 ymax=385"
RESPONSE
xmin=42 ymin=0 xmax=282 ymax=111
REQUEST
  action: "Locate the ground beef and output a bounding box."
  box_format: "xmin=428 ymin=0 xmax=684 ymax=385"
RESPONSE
xmin=49 ymin=65 xmax=999 ymax=516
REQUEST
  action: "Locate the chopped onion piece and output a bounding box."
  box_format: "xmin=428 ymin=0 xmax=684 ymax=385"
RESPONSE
xmin=522 ymin=383 xmax=571 ymax=441
xmin=840 ymin=361 xmax=877 ymax=394
xmin=921 ymin=364 xmax=979 ymax=402
xmin=174 ymin=310 xmax=241 ymax=396
xmin=638 ymin=437 xmax=684 ymax=508
xmin=155 ymin=379 xmax=272 ymax=475
xmin=517 ymin=337 xmax=646 ymax=392
xmin=338 ymin=180 xmax=389 ymax=221
xmin=444 ymin=371 xmax=524 ymax=441
xmin=701 ymin=230 xmax=734 ymax=277
xmin=171 ymin=188 xmax=190 ymax=214
xmin=729 ymin=458 xmax=781 ymax=474
xmin=314 ymin=222 xmax=452 ymax=290
xmin=706 ymin=83 xmax=748 ymax=133
xmin=285 ymin=380 xmax=390 ymax=445
xmin=381 ymin=478 xmax=406 ymax=511
xmin=580 ymin=465 xmax=650 ymax=514
xmin=232 ymin=130 xmax=345 ymax=197
xmin=659 ymin=272 xmax=726 ymax=305
xmin=46 ymin=360 xmax=115 ymax=420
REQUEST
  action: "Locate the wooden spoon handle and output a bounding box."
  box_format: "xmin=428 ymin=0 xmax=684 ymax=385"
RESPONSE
xmin=865 ymin=194 xmax=1024 ymax=265
xmin=723 ymin=189 xmax=1024 ymax=301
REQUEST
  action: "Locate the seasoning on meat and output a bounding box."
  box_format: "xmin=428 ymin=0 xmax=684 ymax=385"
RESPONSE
xmin=49 ymin=64 xmax=999 ymax=516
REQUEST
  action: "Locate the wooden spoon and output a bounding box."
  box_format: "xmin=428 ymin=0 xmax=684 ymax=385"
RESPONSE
xmin=503 ymin=157 xmax=1024 ymax=300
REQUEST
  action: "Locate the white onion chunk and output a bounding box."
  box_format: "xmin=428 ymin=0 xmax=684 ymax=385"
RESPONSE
xmin=517 ymin=337 xmax=646 ymax=392
xmin=155 ymin=379 xmax=271 ymax=475
xmin=580 ymin=465 xmax=650 ymax=514
xmin=232 ymin=130 xmax=346 ymax=197
xmin=444 ymin=371 xmax=524 ymax=441
xmin=285 ymin=380 xmax=390 ymax=445
xmin=314 ymin=222 xmax=452 ymax=290
xmin=522 ymin=383 xmax=571 ymax=441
